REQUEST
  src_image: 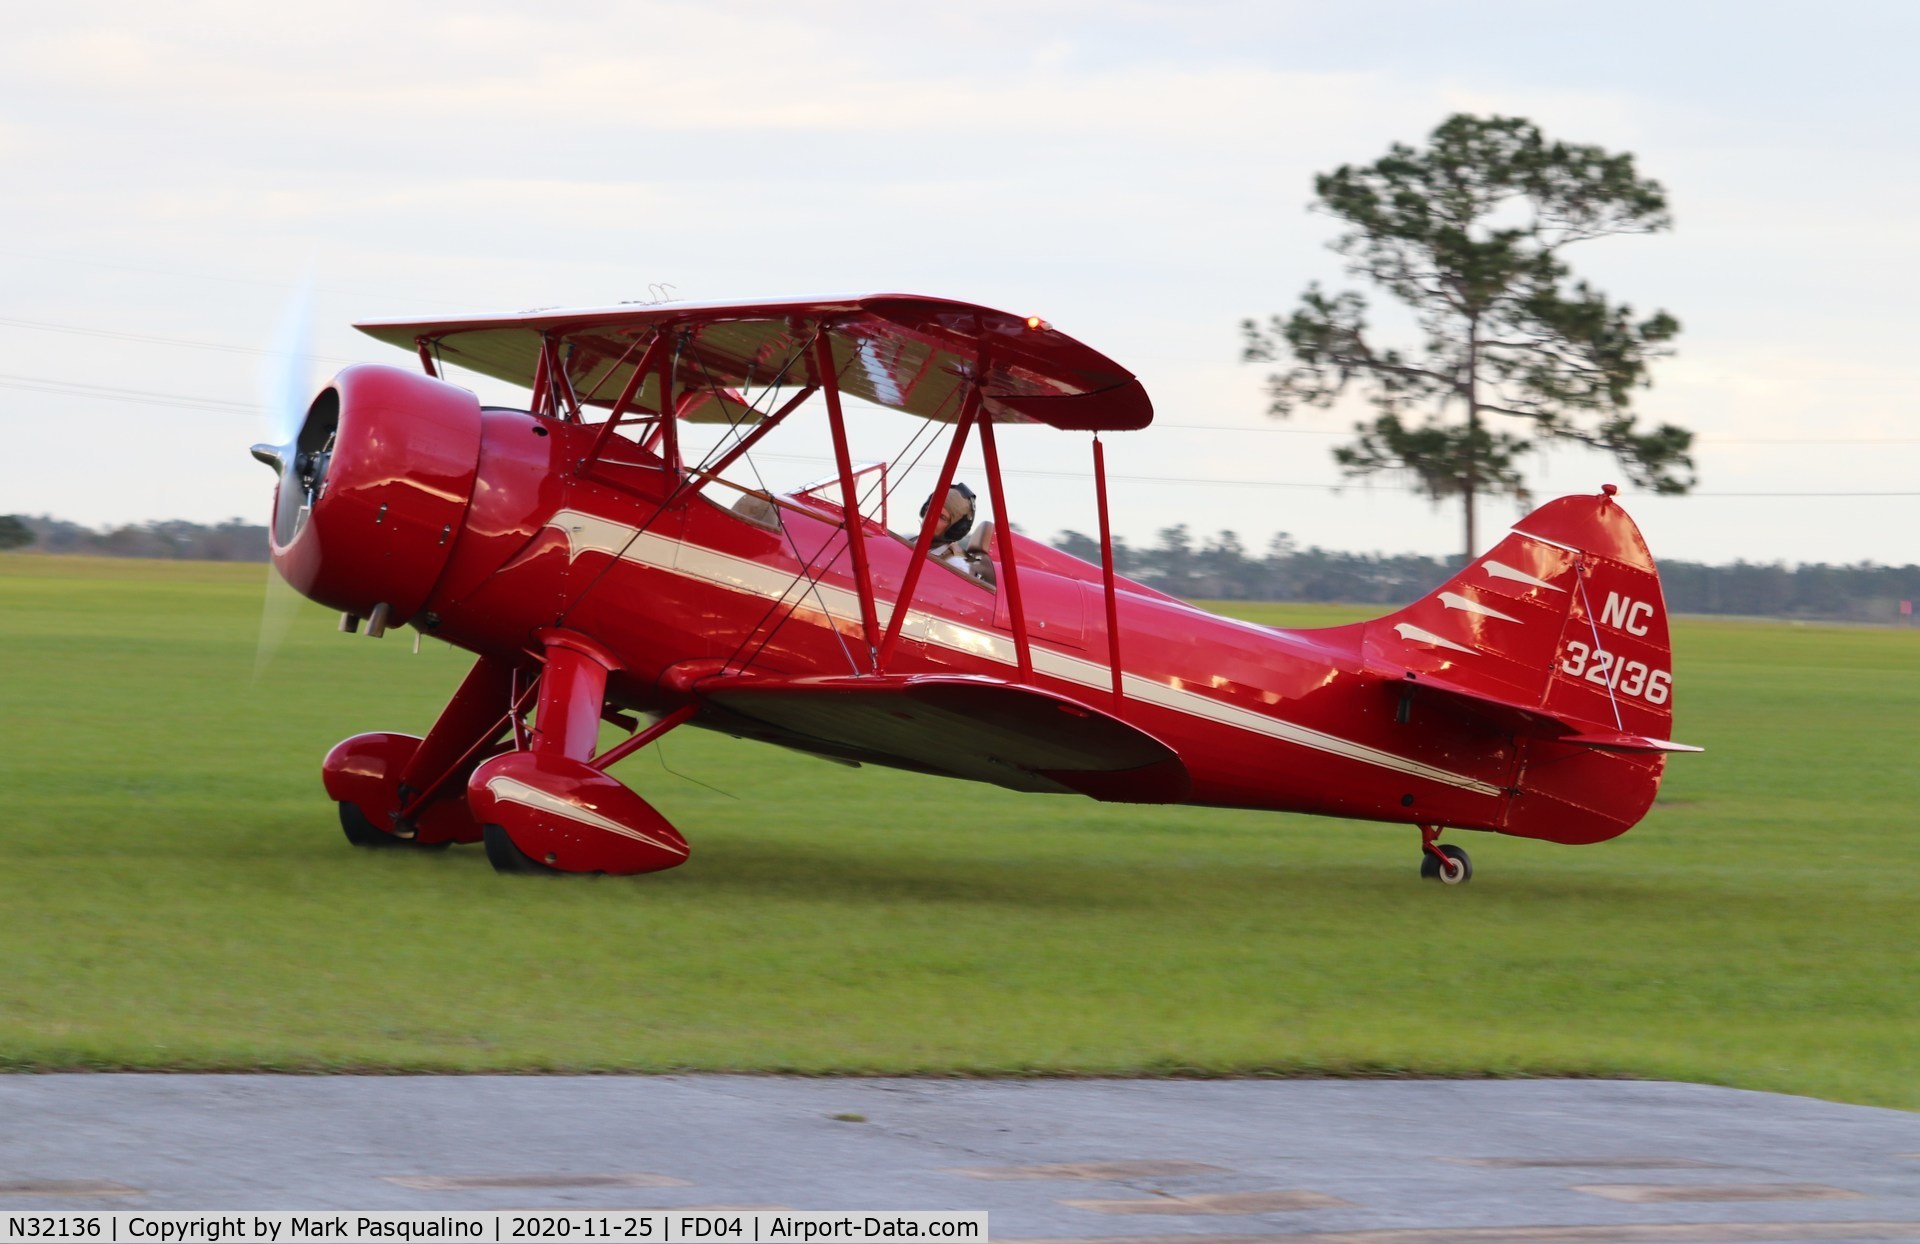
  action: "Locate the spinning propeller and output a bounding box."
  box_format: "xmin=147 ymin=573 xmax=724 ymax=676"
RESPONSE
xmin=250 ymin=281 xmax=323 ymax=680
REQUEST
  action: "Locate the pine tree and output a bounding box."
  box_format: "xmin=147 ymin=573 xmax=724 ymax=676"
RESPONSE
xmin=1242 ymin=114 xmax=1690 ymax=556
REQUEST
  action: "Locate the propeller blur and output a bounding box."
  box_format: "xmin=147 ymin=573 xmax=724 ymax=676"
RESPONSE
xmin=252 ymin=281 xmax=318 ymax=683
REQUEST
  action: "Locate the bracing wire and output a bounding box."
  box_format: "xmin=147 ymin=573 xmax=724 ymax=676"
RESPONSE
xmin=1573 ymin=562 xmax=1626 ymax=731
xmin=683 ymin=339 xmax=864 ymax=677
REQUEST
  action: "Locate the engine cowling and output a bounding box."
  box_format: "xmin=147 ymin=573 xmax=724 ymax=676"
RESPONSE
xmin=261 ymin=364 xmax=483 ymax=623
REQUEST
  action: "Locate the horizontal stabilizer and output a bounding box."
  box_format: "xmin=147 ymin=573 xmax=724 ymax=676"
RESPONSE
xmin=692 ymin=672 xmax=1190 ymax=803
xmin=1390 ymin=669 xmax=1702 ymax=754
xmin=1387 ymin=668 xmax=1565 ymax=736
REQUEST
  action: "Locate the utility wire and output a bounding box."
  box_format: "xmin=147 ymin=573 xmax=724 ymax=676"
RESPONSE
xmin=0 ymin=373 xmax=258 ymax=414
xmin=0 ymin=315 xmax=358 ymax=363
xmin=1155 ymin=420 xmax=1920 ymax=445
xmin=4 ymin=313 xmax=1916 ymax=448
xmin=742 ymin=451 xmax=1920 ymax=499
xmin=7 ymin=365 xmax=1915 ymax=499
xmin=0 ymin=248 xmax=474 ymax=307
xmin=7 ymin=323 xmax=1911 ymax=449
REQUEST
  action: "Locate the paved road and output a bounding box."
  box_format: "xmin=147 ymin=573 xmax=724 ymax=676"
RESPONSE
xmin=2 ymin=1077 xmax=1918 ymax=1241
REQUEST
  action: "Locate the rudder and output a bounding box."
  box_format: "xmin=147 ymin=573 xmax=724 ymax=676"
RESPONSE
xmin=1362 ymin=487 xmax=1686 ymax=844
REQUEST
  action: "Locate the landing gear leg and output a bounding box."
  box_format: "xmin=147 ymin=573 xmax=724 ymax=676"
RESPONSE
xmin=320 ymin=654 xmax=527 ymax=851
xmin=386 ymin=653 xmax=525 ymax=841
xmin=468 ymin=629 xmax=693 ymax=877
xmin=1418 ymin=824 xmax=1472 ymax=885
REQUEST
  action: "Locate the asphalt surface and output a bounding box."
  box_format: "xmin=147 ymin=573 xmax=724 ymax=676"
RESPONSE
xmin=2 ymin=1077 xmax=1918 ymax=1241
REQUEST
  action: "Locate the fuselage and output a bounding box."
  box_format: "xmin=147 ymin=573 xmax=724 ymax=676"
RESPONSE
xmin=414 ymin=408 xmax=1517 ymax=833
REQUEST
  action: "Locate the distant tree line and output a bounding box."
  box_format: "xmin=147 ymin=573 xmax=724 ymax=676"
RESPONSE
xmin=8 ymin=515 xmax=269 ymax=562
xmin=1055 ymin=525 xmax=1920 ymax=625
xmin=2 ymin=514 xmax=1912 ymax=624
xmin=1656 ymin=559 xmax=1920 ymax=625
xmin=1054 ymin=527 xmax=1461 ymax=607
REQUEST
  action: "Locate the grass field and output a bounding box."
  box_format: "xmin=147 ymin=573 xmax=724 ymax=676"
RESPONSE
xmin=2 ymin=553 xmax=1916 ymax=1109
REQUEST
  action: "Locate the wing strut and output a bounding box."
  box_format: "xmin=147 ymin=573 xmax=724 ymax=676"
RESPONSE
xmin=657 ymin=330 xmax=681 ymax=474
xmin=1092 ymin=433 xmax=1124 ymax=705
xmin=584 ymin=330 xmax=671 ymax=468
xmin=977 ymin=403 xmax=1033 ymax=683
xmin=532 ymin=335 xmax=582 ymax=422
xmin=876 ymin=383 xmax=981 ymax=672
xmin=815 ymin=333 xmax=881 ymax=663
xmin=529 ymin=338 xmax=550 ymax=416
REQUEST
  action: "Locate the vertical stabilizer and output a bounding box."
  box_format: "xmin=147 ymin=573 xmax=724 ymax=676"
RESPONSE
xmin=1361 ymin=487 xmax=1682 ymax=843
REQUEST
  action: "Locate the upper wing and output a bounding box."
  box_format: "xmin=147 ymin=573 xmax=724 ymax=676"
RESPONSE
xmin=354 ymin=293 xmax=1152 ymax=431
xmin=690 ymin=672 xmax=1190 ymax=803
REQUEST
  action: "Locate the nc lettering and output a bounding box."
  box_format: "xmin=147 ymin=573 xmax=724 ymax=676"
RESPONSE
xmin=1600 ymin=591 xmax=1654 ymax=636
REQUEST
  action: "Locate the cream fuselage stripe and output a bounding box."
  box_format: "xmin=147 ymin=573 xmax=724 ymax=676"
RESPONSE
xmin=548 ymin=509 xmax=1502 ymax=799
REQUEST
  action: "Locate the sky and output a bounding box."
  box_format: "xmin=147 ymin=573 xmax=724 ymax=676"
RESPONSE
xmin=2 ymin=0 xmax=1916 ymax=566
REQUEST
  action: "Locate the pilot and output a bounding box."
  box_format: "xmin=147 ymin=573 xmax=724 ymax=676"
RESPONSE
xmin=920 ymin=483 xmax=996 ymax=587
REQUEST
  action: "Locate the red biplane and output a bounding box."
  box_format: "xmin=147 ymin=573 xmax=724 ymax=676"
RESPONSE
xmin=251 ymin=294 xmax=1697 ymax=882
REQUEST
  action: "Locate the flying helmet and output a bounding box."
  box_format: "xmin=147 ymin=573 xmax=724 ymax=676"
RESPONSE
xmin=919 ymin=483 xmax=976 ymax=545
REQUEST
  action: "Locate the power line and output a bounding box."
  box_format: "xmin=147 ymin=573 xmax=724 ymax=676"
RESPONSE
xmin=0 ymin=373 xmax=258 ymax=415
xmin=1639 ymin=489 xmax=1920 ymax=498
xmin=0 ymin=315 xmax=358 ymax=364
xmin=6 ymin=366 xmax=1914 ymax=499
xmin=1158 ymin=422 xmax=1344 ymax=435
xmin=743 ymin=452 xmax=1920 ymax=499
xmin=0 ymin=247 xmax=473 ymax=308
xmin=5 ymin=316 xmax=1916 ymax=448
xmin=1156 ymin=420 xmax=1920 ymax=445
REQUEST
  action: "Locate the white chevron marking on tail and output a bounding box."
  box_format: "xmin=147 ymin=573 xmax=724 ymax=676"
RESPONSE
xmin=1394 ymin=623 xmax=1475 ymax=654
xmin=1439 ymin=591 xmax=1521 ymax=623
xmin=1482 ymin=560 xmax=1566 ymax=592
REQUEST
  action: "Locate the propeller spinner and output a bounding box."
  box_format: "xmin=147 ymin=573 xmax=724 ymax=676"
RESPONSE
xmin=249 ymin=390 xmax=339 ymax=547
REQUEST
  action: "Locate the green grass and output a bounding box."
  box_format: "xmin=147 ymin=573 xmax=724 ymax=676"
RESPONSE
xmin=2 ymin=554 xmax=1917 ymax=1109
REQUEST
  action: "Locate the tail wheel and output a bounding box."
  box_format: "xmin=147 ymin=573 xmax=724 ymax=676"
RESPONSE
xmin=1419 ymin=843 xmax=1472 ymax=885
xmin=338 ymin=801 xmax=449 ymax=851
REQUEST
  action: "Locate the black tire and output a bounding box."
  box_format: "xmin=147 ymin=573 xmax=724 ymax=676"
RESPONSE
xmin=1419 ymin=843 xmax=1472 ymax=885
xmin=337 ymin=802 xmax=450 ymax=851
xmin=483 ymin=823 xmax=561 ymax=875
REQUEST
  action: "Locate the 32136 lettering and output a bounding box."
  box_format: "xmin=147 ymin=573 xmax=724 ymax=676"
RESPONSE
xmin=1559 ymin=640 xmax=1671 ymax=705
